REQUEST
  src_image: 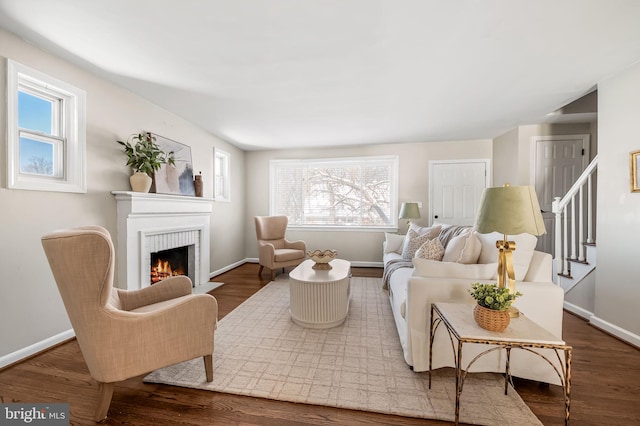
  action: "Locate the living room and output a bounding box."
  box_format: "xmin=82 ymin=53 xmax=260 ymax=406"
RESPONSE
xmin=1 ymin=2 xmax=640 ymax=424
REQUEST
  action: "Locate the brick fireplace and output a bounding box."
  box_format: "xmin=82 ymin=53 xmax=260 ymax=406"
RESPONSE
xmin=112 ymin=191 xmax=212 ymax=290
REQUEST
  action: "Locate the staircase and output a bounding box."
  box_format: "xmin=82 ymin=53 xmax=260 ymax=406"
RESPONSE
xmin=551 ymin=155 xmax=598 ymax=303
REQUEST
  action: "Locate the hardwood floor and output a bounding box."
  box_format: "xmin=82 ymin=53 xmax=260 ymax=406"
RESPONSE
xmin=1 ymin=263 xmax=639 ymax=425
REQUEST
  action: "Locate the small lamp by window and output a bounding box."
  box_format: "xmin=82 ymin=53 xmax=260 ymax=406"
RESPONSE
xmin=399 ymin=202 xmax=421 ymax=231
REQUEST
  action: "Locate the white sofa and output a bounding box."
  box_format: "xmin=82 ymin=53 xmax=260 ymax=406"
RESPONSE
xmin=383 ymin=223 xmax=565 ymax=385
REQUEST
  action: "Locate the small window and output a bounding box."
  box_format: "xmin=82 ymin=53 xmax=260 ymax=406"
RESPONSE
xmin=214 ymin=148 xmax=230 ymax=201
xmin=7 ymin=60 xmax=86 ymax=192
xmin=270 ymin=156 xmax=399 ymax=230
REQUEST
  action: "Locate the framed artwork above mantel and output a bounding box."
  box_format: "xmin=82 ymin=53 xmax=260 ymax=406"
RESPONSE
xmin=151 ymin=134 xmax=196 ymax=196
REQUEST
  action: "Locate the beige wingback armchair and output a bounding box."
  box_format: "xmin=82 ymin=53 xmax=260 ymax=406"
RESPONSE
xmin=41 ymin=226 xmax=218 ymax=422
xmin=255 ymin=215 xmax=306 ymax=280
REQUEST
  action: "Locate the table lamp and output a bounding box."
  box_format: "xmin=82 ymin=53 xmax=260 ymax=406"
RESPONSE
xmin=399 ymin=202 xmax=421 ymax=230
xmin=474 ymin=184 xmax=546 ymax=317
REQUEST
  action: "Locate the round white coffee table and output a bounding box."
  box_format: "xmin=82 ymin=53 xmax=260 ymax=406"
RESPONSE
xmin=289 ymin=259 xmax=351 ymax=329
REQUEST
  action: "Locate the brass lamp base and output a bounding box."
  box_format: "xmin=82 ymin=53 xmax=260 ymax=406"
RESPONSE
xmin=508 ymin=306 xmax=520 ymax=318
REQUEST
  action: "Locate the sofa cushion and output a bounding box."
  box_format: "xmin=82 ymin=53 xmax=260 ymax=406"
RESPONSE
xmin=384 ymin=232 xmax=405 ymax=254
xmin=415 ymin=237 xmax=445 ymax=260
xmin=412 ymin=258 xmax=498 ymax=280
xmin=401 ymin=225 xmax=441 ymax=259
xmin=476 ymin=232 xmax=538 ymax=280
xmin=442 ymin=229 xmax=481 ymax=264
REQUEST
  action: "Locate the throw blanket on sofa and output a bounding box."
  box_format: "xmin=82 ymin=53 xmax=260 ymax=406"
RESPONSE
xmin=382 ymin=258 xmax=413 ymax=291
xmin=438 ymin=224 xmax=472 ymax=247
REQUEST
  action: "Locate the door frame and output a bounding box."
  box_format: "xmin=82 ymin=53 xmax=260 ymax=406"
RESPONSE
xmin=428 ymin=159 xmax=492 ymax=226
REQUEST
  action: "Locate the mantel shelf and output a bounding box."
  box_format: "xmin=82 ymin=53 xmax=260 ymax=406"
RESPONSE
xmin=111 ymin=191 xmax=213 ymax=215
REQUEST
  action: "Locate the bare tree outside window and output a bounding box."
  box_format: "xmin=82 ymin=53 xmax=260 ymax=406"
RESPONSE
xmin=22 ymin=156 xmax=53 ymax=176
xmin=271 ymin=157 xmax=398 ymax=229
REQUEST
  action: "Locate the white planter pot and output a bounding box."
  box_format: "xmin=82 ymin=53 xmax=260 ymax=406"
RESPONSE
xmin=129 ymin=171 xmax=152 ymax=193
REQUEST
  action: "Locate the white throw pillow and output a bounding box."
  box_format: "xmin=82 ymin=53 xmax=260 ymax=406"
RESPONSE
xmin=401 ymin=225 xmax=442 ymax=259
xmin=476 ymin=232 xmax=538 ymax=280
xmin=414 ymin=238 xmax=445 ymax=261
xmin=384 ymin=232 xmax=405 ymax=254
xmin=442 ymin=229 xmax=482 ymax=264
xmin=412 ymin=258 xmax=498 ymax=280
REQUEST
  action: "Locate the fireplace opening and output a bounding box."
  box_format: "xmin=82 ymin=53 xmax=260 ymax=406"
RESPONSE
xmin=150 ymin=245 xmax=196 ymax=286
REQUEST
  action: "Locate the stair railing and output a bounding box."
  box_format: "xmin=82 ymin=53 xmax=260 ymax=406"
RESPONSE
xmin=552 ymin=155 xmax=598 ymax=278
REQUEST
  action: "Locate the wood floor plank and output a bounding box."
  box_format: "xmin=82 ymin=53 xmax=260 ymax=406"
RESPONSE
xmin=1 ymin=263 xmax=639 ymax=425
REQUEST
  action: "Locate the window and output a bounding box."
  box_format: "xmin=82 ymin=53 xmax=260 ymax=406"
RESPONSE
xmin=214 ymin=148 xmax=230 ymax=201
xmin=270 ymin=156 xmax=398 ymax=230
xmin=7 ymin=60 xmax=86 ymax=192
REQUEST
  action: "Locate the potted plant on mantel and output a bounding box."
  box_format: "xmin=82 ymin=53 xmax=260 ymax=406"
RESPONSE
xmin=469 ymin=283 xmax=522 ymax=332
xmin=117 ymin=132 xmax=175 ymax=193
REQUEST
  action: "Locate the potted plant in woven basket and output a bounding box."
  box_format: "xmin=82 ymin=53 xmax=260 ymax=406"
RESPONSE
xmin=469 ymin=283 xmax=522 ymax=332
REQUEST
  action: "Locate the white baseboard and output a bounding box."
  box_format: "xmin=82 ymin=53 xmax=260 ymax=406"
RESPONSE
xmin=350 ymin=261 xmax=384 ymax=268
xmin=0 ymin=329 xmax=75 ymax=369
xmin=563 ymin=301 xmax=593 ymax=320
xmin=209 ymin=259 xmax=249 ymax=278
xmin=589 ymin=315 xmax=640 ymax=348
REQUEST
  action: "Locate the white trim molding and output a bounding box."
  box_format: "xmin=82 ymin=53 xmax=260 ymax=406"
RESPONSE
xmin=0 ymin=329 xmax=75 ymax=369
xmin=589 ymin=315 xmax=640 ymax=348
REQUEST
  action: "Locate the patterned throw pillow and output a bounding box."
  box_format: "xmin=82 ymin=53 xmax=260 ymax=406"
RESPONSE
xmin=414 ymin=238 xmax=445 ymax=261
xmin=402 ymin=230 xmax=434 ymax=259
xmin=400 ymin=225 xmax=441 ymax=259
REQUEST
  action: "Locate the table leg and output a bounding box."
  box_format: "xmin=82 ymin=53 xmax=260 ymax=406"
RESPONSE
xmin=504 ymin=347 xmax=511 ymax=395
xmin=429 ymin=305 xmax=435 ymax=389
xmin=455 ymin=339 xmax=463 ymax=425
xmin=565 ymin=348 xmax=572 ymax=425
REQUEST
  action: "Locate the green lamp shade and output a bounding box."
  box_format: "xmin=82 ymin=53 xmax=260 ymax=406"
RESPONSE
xmin=399 ymin=202 xmax=421 ymax=220
xmin=474 ymin=185 xmax=546 ymax=236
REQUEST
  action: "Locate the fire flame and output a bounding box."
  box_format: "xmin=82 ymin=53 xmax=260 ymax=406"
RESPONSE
xmin=150 ymin=259 xmax=185 ymax=284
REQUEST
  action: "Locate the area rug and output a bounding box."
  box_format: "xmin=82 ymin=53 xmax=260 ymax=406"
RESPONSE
xmin=145 ymin=276 xmax=541 ymax=425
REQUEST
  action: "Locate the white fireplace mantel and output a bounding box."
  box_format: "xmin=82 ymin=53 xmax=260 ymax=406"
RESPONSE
xmin=112 ymin=191 xmax=213 ymax=290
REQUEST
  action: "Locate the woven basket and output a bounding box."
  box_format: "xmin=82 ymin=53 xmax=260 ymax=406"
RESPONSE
xmin=473 ymin=304 xmax=510 ymax=332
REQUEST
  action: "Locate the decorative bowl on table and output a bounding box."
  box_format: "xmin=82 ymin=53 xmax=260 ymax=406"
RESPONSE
xmin=307 ymin=249 xmax=337 ymax=270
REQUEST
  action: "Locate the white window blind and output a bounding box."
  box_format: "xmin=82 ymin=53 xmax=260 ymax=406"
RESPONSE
xmin=270 ymin=156 xmax=398 ymax=229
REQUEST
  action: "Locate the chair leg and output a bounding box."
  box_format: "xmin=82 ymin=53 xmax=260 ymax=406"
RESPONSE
xmin=94 ymin=382 xmax=114 ymax=422
xmin=203 ymin=354 xmax=213 ymax=382
xmin=258 ymin=265 xmax=264 ymax=276
xmin=271 ymin=269 xmax=275 ymax=281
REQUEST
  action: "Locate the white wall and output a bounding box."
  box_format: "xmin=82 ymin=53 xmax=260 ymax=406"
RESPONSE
xmin=492 ymin=127 xmax=519 ymax=186
xmin=244 ymin=139 xmax=492 ymax=264
xmin=0 ymin=29 xmax=246 ymax=362
xmin=593 ymin=61 xmax=640 ymax=343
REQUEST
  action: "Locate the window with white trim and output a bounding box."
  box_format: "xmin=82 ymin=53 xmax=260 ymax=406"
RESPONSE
xmin=270 ymin=156 xmax=398 ymax=229
xmin=7 ymin=60 xmax=86 ymax=193
xmin=214 ymin=148 xmax=230 ymax=201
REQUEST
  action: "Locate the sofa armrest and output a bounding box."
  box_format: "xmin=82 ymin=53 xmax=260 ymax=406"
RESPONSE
xmin=512 ymin=281 xmax=564 ymax=338
xmin=523 ymin=251 xmax=553 ymax=282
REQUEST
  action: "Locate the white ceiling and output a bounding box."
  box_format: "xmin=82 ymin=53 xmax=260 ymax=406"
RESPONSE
xmin=1 ymin=0 xmax=640 ymax=151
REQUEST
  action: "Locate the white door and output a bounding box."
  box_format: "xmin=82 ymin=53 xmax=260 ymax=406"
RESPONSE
xmin=429 ymin=160 xmax=490 ymax=226
xmin=532 ymin=135 xmax=590 ymax=254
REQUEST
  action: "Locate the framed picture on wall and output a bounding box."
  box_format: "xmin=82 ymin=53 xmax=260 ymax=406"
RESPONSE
xmin=151 ymin=134 xmax=196 ymax=196
xmin=631 ymin=150 xmax=640 ymax=192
